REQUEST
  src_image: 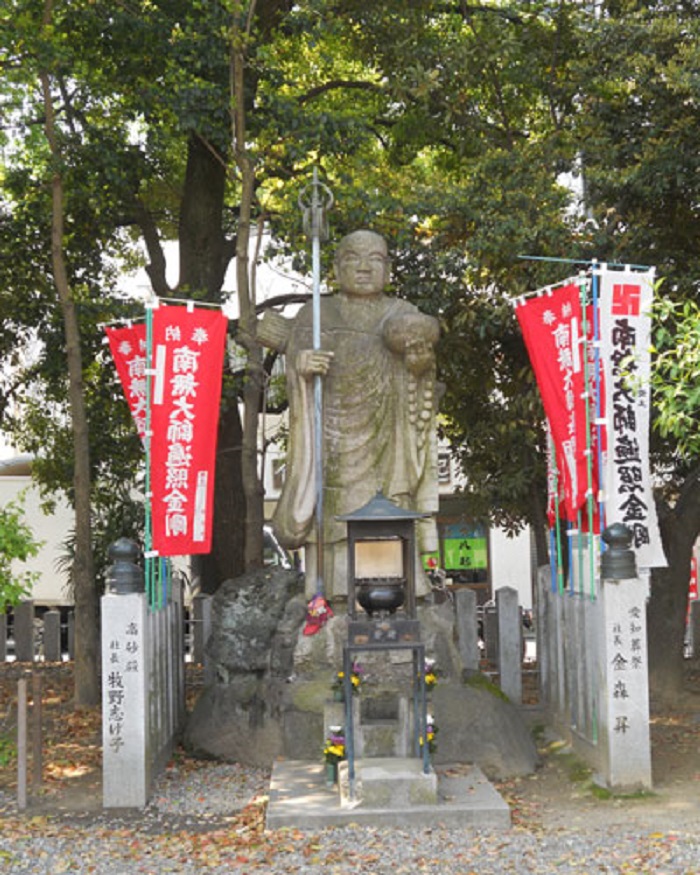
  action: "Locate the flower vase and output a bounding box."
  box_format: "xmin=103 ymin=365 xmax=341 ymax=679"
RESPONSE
xmin=333 ymin=688 xmax=344 ymax=702
xmin=325 ymin=761 xmax=338 ymax=787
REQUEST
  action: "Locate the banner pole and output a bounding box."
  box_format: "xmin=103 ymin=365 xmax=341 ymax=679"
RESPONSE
xmin=591 ymin=265 xmax=606 ymax=557
xmin=145 ymin=301 xmax=155 ymax=608
xmin=577 ymin=272 xmax=597 ymax=601
xmin=311 ymin=173 xmax=324 ymax=597
xmin=299 ymin=169 xmax=333 ymax=596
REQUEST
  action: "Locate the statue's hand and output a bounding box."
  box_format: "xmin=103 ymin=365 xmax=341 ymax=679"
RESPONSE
xmin=297 ymin=349 xmax=334 ymax=378
xmin=405 ymin=338 xmax=434 ymax=374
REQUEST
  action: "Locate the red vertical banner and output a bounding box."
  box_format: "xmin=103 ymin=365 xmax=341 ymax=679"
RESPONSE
xmin=105 ymin=324 xmax=148 ymax=441
xmin=149 ymin=306 xmax=227 ymax=556
xmin=516 ymin=282 xmax=590 ymax=521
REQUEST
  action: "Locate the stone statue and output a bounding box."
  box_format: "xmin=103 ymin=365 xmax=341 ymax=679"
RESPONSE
xmin=258 ymin=229 xmax=440 ymax=598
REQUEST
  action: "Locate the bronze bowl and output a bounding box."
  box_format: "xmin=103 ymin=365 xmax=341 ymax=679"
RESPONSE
xmin=356 ymin=577 xmax=406 ymax=617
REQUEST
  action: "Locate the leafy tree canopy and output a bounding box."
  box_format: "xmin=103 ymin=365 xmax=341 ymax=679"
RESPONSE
xmin=0 ymin=495 xmax=42 ymax=606
xmin=1 ymin=3 xmax=700 ymax=669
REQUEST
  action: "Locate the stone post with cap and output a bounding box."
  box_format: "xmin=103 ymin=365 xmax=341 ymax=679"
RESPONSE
xmin=596 ymin=523 xmax=652 ymax=791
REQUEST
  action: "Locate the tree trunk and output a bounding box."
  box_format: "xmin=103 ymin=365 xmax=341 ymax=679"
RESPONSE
xmin=231 ymin=16 xmax=264 ymax=571
xmin=40 ymin=38 xmax=99 ymax=706
xmin=529 ymin=485 xmax=550 ymax=567
xmin=647 ymin=475 xmax=700 ymax=701
xmin=178 ymin=136 xmax=229 ymax=297
xmin=648 ymin=559 xmax=690 ymax=702
xmin=177 ymin=134 xmax=249 ymax=588
xmin=195 ymin=403 xmax=246 ymax=593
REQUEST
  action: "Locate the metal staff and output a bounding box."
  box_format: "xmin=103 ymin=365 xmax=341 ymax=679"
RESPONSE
xmin=299 ymin=169 xmax=333 ymax=595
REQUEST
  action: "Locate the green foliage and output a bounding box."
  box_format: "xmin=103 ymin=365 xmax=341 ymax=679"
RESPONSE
xmin=0 ymin=733 xmax=16 ymax=768
xmin=570 ymin=4 xmax=700 ymax=285
xmin=0 ymin=495 xmax=42 ymax=606
xmin=651 ymin=296 xmax=700 ymax=459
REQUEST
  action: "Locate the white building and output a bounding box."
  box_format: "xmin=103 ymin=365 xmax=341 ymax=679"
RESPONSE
xmin=1 ymin=455 xmax=73 ymax=606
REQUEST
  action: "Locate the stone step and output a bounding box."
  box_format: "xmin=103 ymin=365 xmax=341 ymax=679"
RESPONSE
xmin=339 ymin=757 xmax=438 ymax=808
xmin=266 ymin=759 xmax=511 ymax=830
xmin=359 ymin=721 xmax=411 ymax=757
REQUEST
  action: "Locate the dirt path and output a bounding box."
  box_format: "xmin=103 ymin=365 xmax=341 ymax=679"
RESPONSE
xmin=502 ymin=696 xmax=700 ymax=834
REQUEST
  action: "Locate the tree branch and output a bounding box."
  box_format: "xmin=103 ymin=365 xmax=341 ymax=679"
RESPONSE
xmin=298 ymin=79 xmax=383 ymax=104
xmin=458 ymin=1 xmax=524 ymax=24
xmin=133 ymin=200 xmax=171 ymax=296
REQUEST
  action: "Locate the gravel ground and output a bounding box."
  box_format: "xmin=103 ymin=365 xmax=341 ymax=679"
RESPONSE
xmin=2 ymin=760 xmax=700 ymax=874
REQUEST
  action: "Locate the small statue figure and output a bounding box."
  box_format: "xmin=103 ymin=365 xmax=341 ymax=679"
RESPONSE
xmin=259 ymin=230 xmax=440 ymax=598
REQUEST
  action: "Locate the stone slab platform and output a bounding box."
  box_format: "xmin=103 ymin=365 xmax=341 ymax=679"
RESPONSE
xmin=338 ymin=758 xmax=438 ymax=808
xmin=266 ymin=759 xmax=511 ymax=830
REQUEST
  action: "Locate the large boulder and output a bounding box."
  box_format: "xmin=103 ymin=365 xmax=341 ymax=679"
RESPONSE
xmin=184 ymin=566 xmax=306 ymax=762
xmin=205 ymin=566 xmax=306 ymax=681
xmin=430 ymin=678 xmax=539 ymax=778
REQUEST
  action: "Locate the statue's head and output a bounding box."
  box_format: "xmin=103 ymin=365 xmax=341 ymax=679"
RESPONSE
xmin=334 ymin=230 xmax=390 ymax=298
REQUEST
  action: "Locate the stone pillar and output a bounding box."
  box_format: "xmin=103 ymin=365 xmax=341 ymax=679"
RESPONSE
xmin=454 ymin=588 xmax=480 ymax=674
xmin=483 ymin=605 xmax=498 ymax=662
xmin=563 ymin=594 xmax=579 ymax=728
xmin=553 ymin=589 xmax=566 ymax=719
xmin=536 ymin=566 xmax=551 ymax=706
xmin=192 ymin=594 xmax=212 ymax=665
xmin=14 ymin=601 xmax=35 ymax=663
xmin=597 ymin=525 xmax=652 ymax=791
xmin=67 ymin=611 xmax=75 ymax=660
xmin=102 ymin=592 xmax=151 ymax=808
xmin=43 ymin=610 xmax=62 ymax=662
xmin=496 ymin=586 xmax=522 ymax=703
xmin=597 ymin=573 xmax=652 ymax=789
xmin=0 ymin=611 xmax=7 ymax=661
xmin=171 ymin=577 xmax=186 ymax=731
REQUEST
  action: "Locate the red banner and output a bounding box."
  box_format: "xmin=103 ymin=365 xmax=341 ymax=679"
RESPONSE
xmin=516 ymin=283 xmax=590 ymax=521
xmin=149 ymin=306 xmax=227 ymax=556
xmin=105 ymin=323 xmax=148 ymax=441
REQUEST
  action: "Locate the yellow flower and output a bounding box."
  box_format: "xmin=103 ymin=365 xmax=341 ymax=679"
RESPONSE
xmin=425 ymin=672 xmax=438 ymax=687
xmin=324 ymin=742 xmax=345 ymax=762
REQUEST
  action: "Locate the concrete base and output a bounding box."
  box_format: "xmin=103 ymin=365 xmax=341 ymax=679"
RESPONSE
xmin=338 ymin=758 xmax=438 ymax=808
xmin=266 ymin=759 xmax=511 ymax=830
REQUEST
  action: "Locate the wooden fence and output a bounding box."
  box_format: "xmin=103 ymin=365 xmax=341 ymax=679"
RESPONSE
xmin=1 ymin=602 xmax=74 ymax=663
xmin=1 ymin=599 xmax=209 ymax=665
xmin=3 ymin=590 xmax=536 ymax=705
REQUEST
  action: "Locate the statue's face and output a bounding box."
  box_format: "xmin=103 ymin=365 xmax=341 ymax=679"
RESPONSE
xmin=335 ymin=232 xmax=389 ymax=297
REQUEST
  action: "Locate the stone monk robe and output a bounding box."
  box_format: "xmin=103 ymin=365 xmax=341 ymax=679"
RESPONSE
xmin=258 ymin=230 xmax=440 ymax=599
